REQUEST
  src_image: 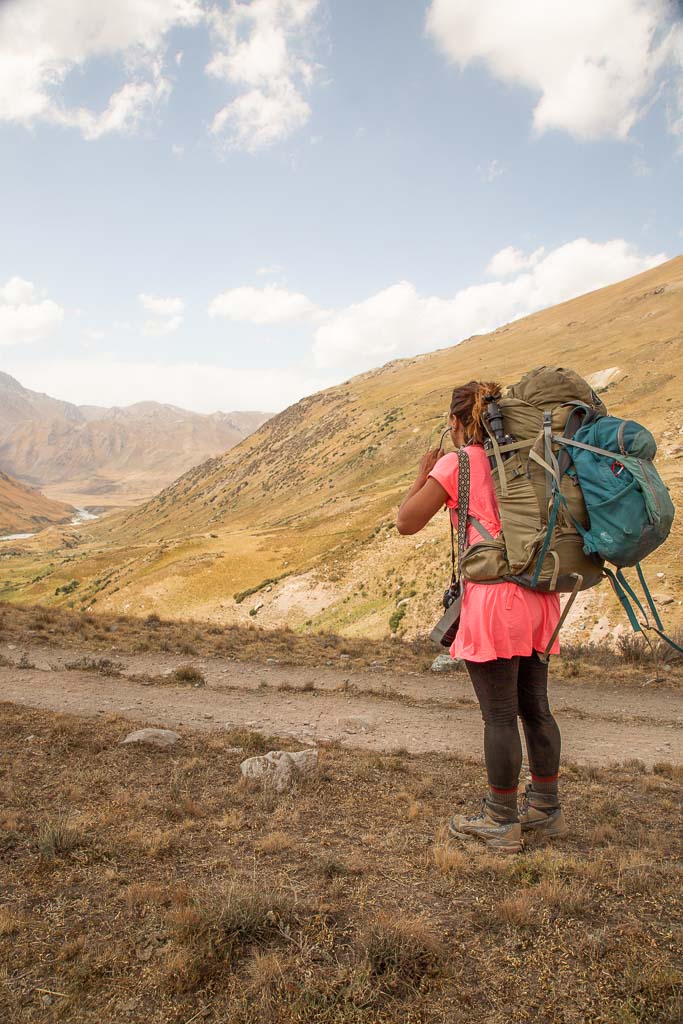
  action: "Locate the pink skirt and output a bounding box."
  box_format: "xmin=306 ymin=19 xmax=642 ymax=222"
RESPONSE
xmin=451 ymin=581 xmax=561 ymax=663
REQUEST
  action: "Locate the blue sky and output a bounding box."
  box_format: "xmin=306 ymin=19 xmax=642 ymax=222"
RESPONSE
xmin=0 ymin=0 xmax=681 ymax=413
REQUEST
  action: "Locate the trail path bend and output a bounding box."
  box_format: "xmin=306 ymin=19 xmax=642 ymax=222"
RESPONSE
xmin=0 ymin=644 xmax=680 ymax=766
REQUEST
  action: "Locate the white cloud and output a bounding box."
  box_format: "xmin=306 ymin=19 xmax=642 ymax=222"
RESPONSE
xmin=312 ymin=239 xmax=667 ymax=371
xmin=487 ymin=246 xmax=545 ymax=277
xmin=139 ymin=293 xmax=185 ymax=317
xmin=0 ymin=0 xmax=203 ymax=138
xmin=426 ymin=0 xmax=683 ymax=141
xmin=3 ymin=358 xmax=335 ymax=415
xmin=0 ymin=276 xmax=64 ymax=346
xmin=208 ymin=284 xmax=319 ymax=324
xmin=143 ymin=315 xmax=184 ymax=337
xmin=207 ymin=0 xmax=320 ymax=150
xmin=139 ymin=293 xmax=184 ymax=336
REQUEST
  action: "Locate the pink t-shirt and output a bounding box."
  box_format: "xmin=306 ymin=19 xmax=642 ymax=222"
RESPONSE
xmin=428 ymin=445 xmax=560 ymax=662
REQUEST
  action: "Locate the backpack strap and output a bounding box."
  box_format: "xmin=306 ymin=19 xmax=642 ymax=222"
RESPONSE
xmin=468 ymin=516 xmax=495 ymax=541
xmin=446 ymin=453 xmax=498 ymax=580
xmin=554 ymin=436 xmax=624 ymax=460
xmin=543 ymin=412 xmax=560 ymax=503
xmin=604 ymin=565 xmax=683 ymax=654
xmin=537 ymin=572 xmax=584 ymax=663
xmin=635 ymin=563 xmax=664 ymax=630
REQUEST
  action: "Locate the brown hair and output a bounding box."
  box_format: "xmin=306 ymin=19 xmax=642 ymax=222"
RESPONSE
xmin=449 ymin=380 xmax=503 ymax=444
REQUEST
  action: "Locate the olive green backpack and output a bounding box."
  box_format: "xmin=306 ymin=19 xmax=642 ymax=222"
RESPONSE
xmin=458 ymin=366 xmax=679 ymax=656
xmin=460 ymin=366 xmax=606 ymax=600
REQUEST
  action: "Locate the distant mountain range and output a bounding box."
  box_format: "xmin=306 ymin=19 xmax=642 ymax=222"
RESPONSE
xmin=0 ymin=372 xmax=271 ymax=507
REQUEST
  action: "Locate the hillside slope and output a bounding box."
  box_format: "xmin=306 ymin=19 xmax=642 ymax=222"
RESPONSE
xmin=0 ymin=372 xmax=271 ymax=507
xmin=0 ymin=472 xmax=73 ymax=535
xmin=3 ymin=257 xmax=682 ymax=642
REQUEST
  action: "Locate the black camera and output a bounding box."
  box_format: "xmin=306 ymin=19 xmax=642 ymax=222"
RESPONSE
xmin=443 ymin=582 xmax=460 ymax=609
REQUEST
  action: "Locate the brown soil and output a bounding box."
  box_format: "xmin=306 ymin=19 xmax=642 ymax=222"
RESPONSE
xmin=1 ymin=642 xmax=680 ymax=766
xmin=1 ymin=703 xmax=681 ymax=1024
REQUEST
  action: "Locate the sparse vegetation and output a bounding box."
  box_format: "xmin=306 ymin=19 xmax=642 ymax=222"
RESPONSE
xmin=0 ymin=703 xmax=680 ymax=1023
xmin=234 ymin=572 xmax=293 ymax=604
xmin=64 ymin=655 xmax=123 ymax=676
xmin=389 ymin=605 xmax=407 ymax=633
xmin=172 ymin=664 xmax=206 ymax=686
xmin=55 ymin=579 xmax=80 ymax=596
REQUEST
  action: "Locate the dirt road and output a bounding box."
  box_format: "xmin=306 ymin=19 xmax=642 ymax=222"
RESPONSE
xmin=0 ymin=643 xmax=680 ymax=765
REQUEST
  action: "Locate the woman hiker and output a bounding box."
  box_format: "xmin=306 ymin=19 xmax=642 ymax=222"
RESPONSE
xmin=396 ymin=380 xmax=568 ymax=855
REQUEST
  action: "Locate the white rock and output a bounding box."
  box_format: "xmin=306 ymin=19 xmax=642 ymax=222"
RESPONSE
xmin=653 ymin=593 xmax=674 ymax=606
xmin=431 ymin=654 xmax=463 ymax=673
xmin=240 ymin=748 xmax=318 ymax=792
xmin=120 ymin=728 xmax=181 ymax=749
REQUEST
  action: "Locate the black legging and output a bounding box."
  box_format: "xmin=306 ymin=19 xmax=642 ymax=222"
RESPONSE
xmin=465 ymin=653 xmax=561 ymax=791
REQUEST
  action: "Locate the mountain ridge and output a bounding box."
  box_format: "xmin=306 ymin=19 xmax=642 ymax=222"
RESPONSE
xmin=0 ymin=372 xmax=272 ymax=506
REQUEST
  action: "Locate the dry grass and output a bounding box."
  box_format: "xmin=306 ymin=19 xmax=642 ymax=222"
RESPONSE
xmin=1 ymin=600 xmax=680 ymax=684
xmin=0 ymin=702 xmax=681 ymax=1023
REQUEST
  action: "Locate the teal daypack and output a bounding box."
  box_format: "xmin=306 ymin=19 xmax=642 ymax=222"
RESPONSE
xmin=566 ymin=415 xmax=674 ymax=567
xmin=556 ymin=410 xmax=680 ymax=652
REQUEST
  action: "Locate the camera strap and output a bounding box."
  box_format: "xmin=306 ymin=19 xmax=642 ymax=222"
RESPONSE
xmin=449 ymin=449 xmax=471 ymax=586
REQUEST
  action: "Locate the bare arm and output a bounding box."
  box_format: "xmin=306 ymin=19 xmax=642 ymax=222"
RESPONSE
xmin=396 ymin=447 xmax=449 ymax=535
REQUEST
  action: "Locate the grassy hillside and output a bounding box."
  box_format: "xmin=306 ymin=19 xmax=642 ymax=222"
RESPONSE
xmin=0 ymin=473 xmax=73 ymax=536
xmin=2 ymin=257 xmax=682 ymax=642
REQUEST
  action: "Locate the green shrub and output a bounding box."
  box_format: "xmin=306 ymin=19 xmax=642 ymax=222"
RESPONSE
xmin=389 ymin=606 xmax=406 ymax=633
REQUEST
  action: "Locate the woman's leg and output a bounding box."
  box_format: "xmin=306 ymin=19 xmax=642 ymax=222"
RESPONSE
xmin=516 ymin=653 xmax=567 ymax=836
xmin=465 ymin=657 xmax=522 ymax=810
xmin=517 ymin=652 xmax=561 ymax=790
xmin=449 ymin=657 xmax=524 ymax=853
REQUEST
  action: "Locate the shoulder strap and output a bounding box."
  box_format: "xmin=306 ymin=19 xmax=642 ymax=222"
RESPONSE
xmin=446 ymin=450 xmax=496 ymax=581
xmin=456 ymin=449 xmax=471 ymax=581
xmin=447 ymin=449 xmax=471 ymax=586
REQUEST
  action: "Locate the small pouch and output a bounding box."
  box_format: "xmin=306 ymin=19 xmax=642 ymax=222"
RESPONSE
xmin=461 ymin=538 xmax=509 ymax=581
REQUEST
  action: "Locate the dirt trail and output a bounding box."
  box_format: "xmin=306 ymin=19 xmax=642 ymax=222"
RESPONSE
xmin=0 ymin=643 xmax=681 ymax=765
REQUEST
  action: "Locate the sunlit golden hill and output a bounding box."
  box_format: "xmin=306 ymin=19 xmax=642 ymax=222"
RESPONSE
xmin=0 ymin=472 xmax=73 ymax=536
xmin=3 ymin=257 xmax=682 ymax=643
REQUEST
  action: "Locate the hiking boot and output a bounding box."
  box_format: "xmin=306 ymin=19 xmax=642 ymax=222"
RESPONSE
xmin=448 ymin=800 xmax=523 ymax=855
xmin=518 ymin=784 xmax=568 ymax=838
